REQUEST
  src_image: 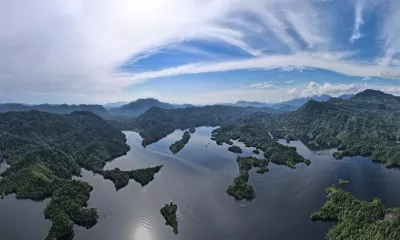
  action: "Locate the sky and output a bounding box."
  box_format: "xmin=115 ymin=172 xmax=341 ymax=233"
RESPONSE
xmin=1 ymin=0 xmax=400 ymax=104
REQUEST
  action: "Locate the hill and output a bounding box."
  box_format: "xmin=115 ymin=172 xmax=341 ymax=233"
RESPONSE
xmin=0 ymin=103 xmax=110 ymax=118
xmin=0 ymin=110 xmax=131 ymax=239
xmin=103 ymin=101 xmax=128 ymax=109
xmin=111 ymin=98 xmax=192 ymax=117
xmin=351 ymin=89 xmax=400 ymax=104
xmin=280 ymin=95 xmax=332 ymax=107
xmin=266 ymin=89 xmax=400 ymax=166
xmin=130 ymin=105 xmax=277 ymax=146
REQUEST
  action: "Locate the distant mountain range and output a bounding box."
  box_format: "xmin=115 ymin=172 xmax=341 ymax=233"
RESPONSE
xmin=103 ymin=101 xmax=128 ymax=109
xmin=110 ymin=98 xmax=194 ymax=117
xmin=0 ymin=103 xmax=110 ymax=117
xmin=0 ymin=94 xmax=357 ymax=118
xmin=224 ymin=94 xmax=355 ymax=111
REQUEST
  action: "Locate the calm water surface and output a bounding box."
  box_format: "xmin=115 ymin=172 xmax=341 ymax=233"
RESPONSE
xmin=2 ymin=127 xmax=400 ymax=239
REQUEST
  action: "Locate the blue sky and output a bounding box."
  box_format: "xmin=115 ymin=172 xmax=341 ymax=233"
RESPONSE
xmin=1 ymin=0 xmax=400 ymax=104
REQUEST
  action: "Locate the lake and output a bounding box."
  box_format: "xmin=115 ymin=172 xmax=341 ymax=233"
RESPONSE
xmin=2 ymin=126 xmax=400 ymax=239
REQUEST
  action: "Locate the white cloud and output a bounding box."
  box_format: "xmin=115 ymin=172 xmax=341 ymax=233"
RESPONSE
xmin=350 ymin=0 xmax=365 ymax=43
xmin=286 ymin=81 xmax=400 ymax=99
xmin=286 ymin=88 xmax=299 ymax=96
xmin=118 ymin=52 xmax=386 ymax=85
xmin=243 ymin=82 xmax=274 ymax=89
xmin=0 ymin=0 xmax=400 ymax=103
xmin=285 ymin=80 xmax=295 ymax=83
xmin=362 ymin=77 xmax=371 ymax=80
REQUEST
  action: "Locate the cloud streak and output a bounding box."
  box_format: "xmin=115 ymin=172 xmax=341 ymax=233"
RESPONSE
xmin=117 ymin=52 xmax=385 ymax=85
xmin=350 ymin=0 xmax=364 ymax=43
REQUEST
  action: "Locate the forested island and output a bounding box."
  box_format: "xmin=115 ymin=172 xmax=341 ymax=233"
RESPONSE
xmin=227 ymin=156 xmax=269 ymax=200
xmin=211 ymin=118 xmax=311 ymax=168
xmin=312 ymin=185 xmax=400 ymax=239
xmin=0 ymin=111 xmax=162 ymax=239
xmin=160 ymin=202 xmax=178 ymax=234
xmin=101 ymin=165 xmax=163 ymax=189
xmin=338 ymin=179 xmax=350 ymax=185
xmin=228 ymin=145 xmax=242 ymax=153
xmin=169 ymin=131 xmax=191 ymax=154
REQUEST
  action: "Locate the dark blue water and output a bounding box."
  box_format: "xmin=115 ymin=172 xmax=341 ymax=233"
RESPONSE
xmin=2 ymin=127 xmax=400 ymax=239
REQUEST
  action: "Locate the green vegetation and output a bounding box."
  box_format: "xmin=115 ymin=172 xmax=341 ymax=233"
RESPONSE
xmin=228 ymin=145 xmax=242 ymax=153
xmin=189 ymin=127 xmax=196 ymax=133
xmin=256 ymin=167 xmax=269 ymax=174
xmin=333 ymin=151 xmax=343 ymax=159
xmin=102 ymin=165 xmax=163 ymax=189
xmin=0 ymin=103 xmax=110 ymax=118
xmin=312 ymin=185 xmax=400 ymax=240
xmin=338 ymin=179 xmax=350 ymax=185
xmin=211 ymin=115 xmax=310 ymax=169
xmin=253 ymin=149 xmax=260 ymax=154
xmin=160 ymin=202 xmax=178 ymax=234
xmin=227 ymin=156 xmax=269 ymax=200
xmin=169 ymin=131 xmax=191 ymax=154
xmin=265 ymin=90 xmax=400 ymax=168
xmin=130 ymin=105 xmax=276 ymax=146
xmin=44 ymin=179 xmax=98 ymax=240
xmin=0 ymin=110 xmax=131 ymax=238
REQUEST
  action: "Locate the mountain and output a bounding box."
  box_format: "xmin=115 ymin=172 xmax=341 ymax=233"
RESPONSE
xmin=103 ymin=101 xmax=128 ymax=109
xmin=351 ymin=89 xmax=400 ymax=104
xmin=265 ymin=89 xmax=400 ymax=166
xmin=232 ymin=101 xmax=272 ymax=108
xmin=270 ymin=94 xmax=354 ymax=111
xmin=0 ymin=110 xmax=130 ymax=239
xmin=281 ymin=95 xmax=332 ymax=107
xmin=130 ymin=105 xmax=277 ymax=146
xmin=0 ymin=103 xmax=110 ymax=117
xmin=273 ymin=104 xmax=299 ymax=112
xmin=337 ymin=94 xmax=354 ymax=99
xmin=111 ymin=98 xmax=192 ymax=117
xmin=225 ymin=95 xmax=349 ymax=112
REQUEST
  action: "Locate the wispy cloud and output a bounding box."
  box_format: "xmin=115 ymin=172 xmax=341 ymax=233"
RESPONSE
xmin=287 ymin=81 xmax=400 ymax=98
xmin=243 ymin=82 xmax=274 ymax=89
xmin=285 ymin=80 xmax=295 ymax=83
xmin=1 ymin=0 xmax=400 ymax=103
xmin=116 ymin=52 xmax=386 ymax=85
xmin=350 ymin=0 xmax=365 ymax=43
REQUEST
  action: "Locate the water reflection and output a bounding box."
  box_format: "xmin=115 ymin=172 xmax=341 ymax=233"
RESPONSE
xmin=3 ymin=127 xmax=400 ymax=239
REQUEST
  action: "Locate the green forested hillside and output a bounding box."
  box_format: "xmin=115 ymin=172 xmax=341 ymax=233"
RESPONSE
xmin=0 ymin=110 xmax=132 ymax=239
xmin=266 ymin=90 xmax=400 ymax=167
xmin=0 ymin=103 xmax=110 ymax=117
xmin=131 ymin=105 xmax=276 ymax=146
xmin=312 ymin=185 xmax=400 ymax=240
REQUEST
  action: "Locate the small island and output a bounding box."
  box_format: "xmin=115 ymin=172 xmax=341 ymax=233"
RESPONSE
xmin=160 ymin=202 xmax=178 ymax=234
xmin=312 ymin=185 xmax=400 ymax=239
xmin=333 ymin=151 xmax=343 ymax=159
xmin=338 ymin=178 xmax=350 ymax=185
xmin=102 ymin=165 xmax=163 ymax=189
xmin=169 ymin=131 xmax=191 ymax=154
xmin=227 ymin=156 xmax=269 ymax=200
xmin=189 ymin=127 xmax=196 ymax=134
xmin=228 ymin=145 xmax=243 ymax=153
xmin=256 ymin=167 xmax=269 ymax=174
xmin=253 ymin=149 xmax=260 ymax=154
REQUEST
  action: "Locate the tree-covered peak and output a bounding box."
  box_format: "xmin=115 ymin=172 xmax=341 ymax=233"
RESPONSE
xmin=351 ymin=89 xmax=400 ymax=104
